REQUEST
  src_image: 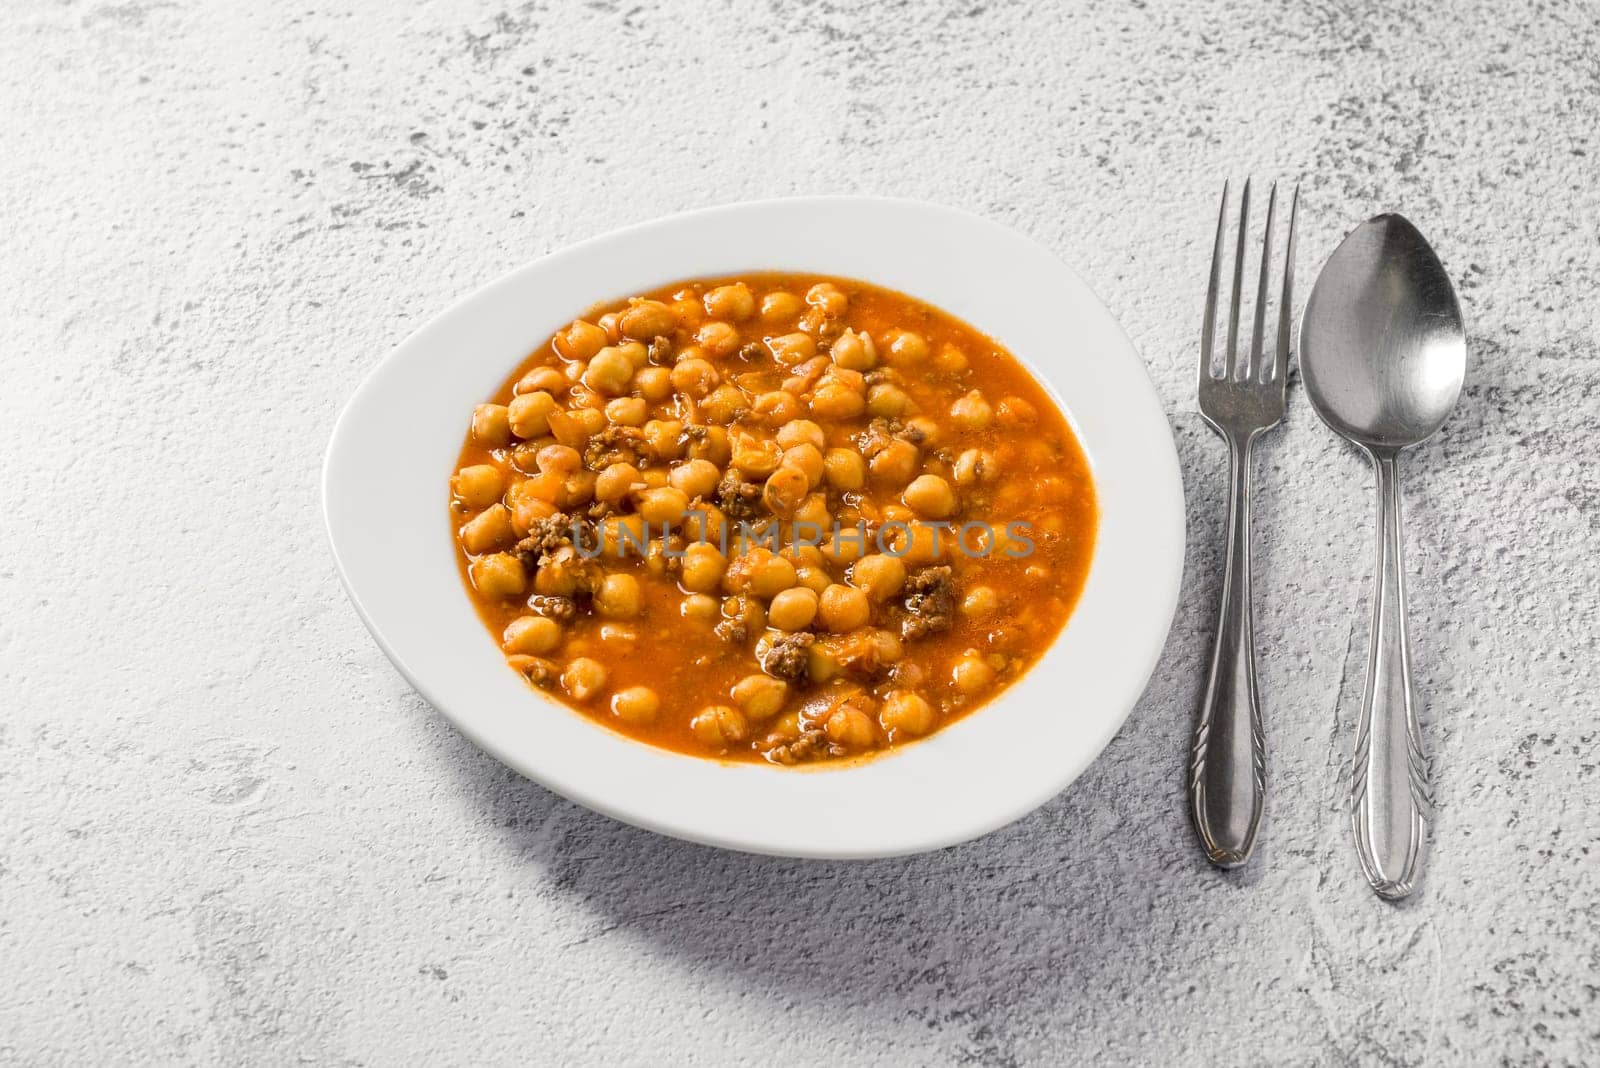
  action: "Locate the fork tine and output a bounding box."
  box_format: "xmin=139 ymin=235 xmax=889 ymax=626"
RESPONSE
xmin=1200 ymin=180 xmax=1229 ymax=381
xmin=1225 ymin=178 xmax=1251 ymax=376
xmin=1249 ymin=182 xmax=1278 ymax=380
xmin=1274 ymin=183 xmax=1299 ymax=384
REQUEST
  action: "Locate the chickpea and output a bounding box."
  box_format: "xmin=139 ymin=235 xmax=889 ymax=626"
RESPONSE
xmin=599 ymin=514 xmax=649 ymax=559
xmin=866 ymin=383 xmax=913 ymax=418
xmin=704 ymin=283 xmax=756 ymax=322
xmin=470 ymin=553 xmax=525 ymax=599
xmin=516 ymin=366 xmax=566 ymax=396
xmin=680 ymin=542 xmax=727 ymax=593
xmin=731 ymin=548 xmax=797 ymax=598
xmin=636 ymin=486 xmax=689 ymax=525
xmin=583 ymin=347 xmax=635 ymax=395
xmin=611 ymin=686 xmax=660 ymax=725
xmin=635 ymin=365 xmax=672 ymax=402
xmin=460 ymin=503 xmax=515 ymax=553
xmin=880 ymin=690 xmax=936 ymax=738
xmin=760 ymin=291 xmax=803 ymax=322
xmin=904 ymin=417 xmax=940 ymax=447
xmin=776 ymin=419 xmax=825 ymax=450
xmin=684 ymin=424 xmax=731 ymax=466
xmin=850 ymin=553 xmax=907 ymax=602
xmin=561 ymin=657 xmax=608 ymax=701
xmin=508 ymin=391 xmax=560 ymax=438
xmin=536 ymin=444 xmax=582 ymax=478
xmin=829 ymin=329 xmax=876 ymax=371
xmin=783 ymin=495 xmax=822 ymax=533
xmin=953 ymin=448 xmax=995 ymax=487
xmin=750 ymin=390 xmax=802 ymax=426
xmin=818 ymin=583 xmax=871 ymax=632
xmin=820 ymin=528 xmax=867 ymax=566
xmin=591 ymin=462 xmax=638 ymax=503
xmin=934 ymin=342 xmax=969 ymax=374
xmin=731 ymin=435 xmax=783 ymax=478
xmin=664 ymin=358 xmax=715 ymax=399
xmin=805 ymin=282 xmax=848 ymax=315
xmin=884 ymin=329 xmax=930 ymax=364
xmin=590 ymin=572 xmax=641 ymax=618
xmin=888 ymin=521 xmax=946 ymax=564
xmin=517 ymin=471 xmax=563 ymax=506
xmin=722 ymin=593 xmax=766 ymax=633
xmin=668 ymin=458 xmax=720 ymax=499
xmin=903 ymin=474 xmax=956 ymax=518
xmin=950 ymin=389 xmax=993 ymax=429
xmin=605 ymin=396 xmax=648 ymax=427
xmin=452 ymin=464 xmax=504 ymax=510
xmin=731 ymin=674 xmax=788 ymax=721
xmin=952 ymin=654 xmax=997 ymax=696
xmin=641 ymin=419 xmax=684 ymax=461
xmin=506 ymin=654 xmax=558 ymax=684
xmin=690 ymin=704 xmax=748 ymax=748
xmin=868 ymin=439 xmax=919 ymax=486
xmin=503 ymin=615 xmax=561 ymax=655
xmin=795 ymin=565 xmax=832 ymax=594
xmin=762 ymin=465 xmax=810 ymax=517
xmin=788 ymin=543 xmax=826 ymax=568
xmin=670 ymin=294 xmax=703 ymax=330
xmin=681 ymin=592 xmax=720 ymax=622
xmin=825 ymin=702 xmax=877 ymax=748
xmin=823 ymin=448 xmax=866 ymax=491
xmin=696 ymin=320 xmax=741 ymax=358
xmin=618 ymin=300 xmax=678 ymax=340
xmin=962 ymin=585 xmax=1000 ymax=616
xmin=470 ymin=404 xmax=512 ymax=448
xmin=767 ymin=586 xmax=820 ymax=631
xmin=768 ymin=332 xmax=817 ymax=366
xmin=558 ymin=407 xmax=606 ymax=443
xmin=996 ymin=396 xmax=1038 ymax=427
xmin=871 ymin=628 xmax=904 ymax=663
xmin=555 ymin=319 xmax=608 ymax=360
xmin=681 ymin=506 xmax=726 ymax=546
xmin=511 ymin=492 xmax=558 ymax=535
xmin=809 ymin=381 xmax=866 ymax=419
xmin=780 ymin=444 xmax=824 ymax=487
xmin=700 ymin=384 xmax=748 ymax=424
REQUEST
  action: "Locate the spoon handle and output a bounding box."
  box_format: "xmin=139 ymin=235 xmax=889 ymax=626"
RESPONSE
xmin=1351 ymin=452 xmax=1431 ymax=899
xmin=1188 ymin=431 xmax=1266 ymax=867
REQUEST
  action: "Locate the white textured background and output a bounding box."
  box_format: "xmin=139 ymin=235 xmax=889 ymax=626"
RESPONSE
xmin=3 ymin=1 xmax=1597 ymax=1064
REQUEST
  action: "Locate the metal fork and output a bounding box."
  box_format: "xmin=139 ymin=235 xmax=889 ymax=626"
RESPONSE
xmin=1188 ymin=178 xmax=1299 ymax=868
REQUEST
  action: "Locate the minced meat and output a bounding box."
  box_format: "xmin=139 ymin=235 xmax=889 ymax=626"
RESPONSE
xmin=901 ymin=565 xmax=955 ymax=639
xmin=514 ymin=513 xmax=575 ymax=570
xmin=716 ymin=467 xmax=763 ymax=520
xmin=526 ymin=594 xmax=578 ymax=623
xmin=759 ymin=632 xmax=815 ymax=682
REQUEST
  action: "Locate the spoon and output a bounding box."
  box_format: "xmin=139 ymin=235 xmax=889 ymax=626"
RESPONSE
xmin=1299 ymin=213 xmax=1466 ymax=899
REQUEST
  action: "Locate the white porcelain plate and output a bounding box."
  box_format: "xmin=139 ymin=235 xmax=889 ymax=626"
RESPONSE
xmin=324 ymin=197 xmax=1184 ymax=858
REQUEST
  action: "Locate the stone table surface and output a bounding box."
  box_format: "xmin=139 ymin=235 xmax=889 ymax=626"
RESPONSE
xmin=3 ymin=0 xmax=1597 ymax=1064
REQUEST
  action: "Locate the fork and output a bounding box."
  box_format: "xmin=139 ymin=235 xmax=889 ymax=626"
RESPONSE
xmin=1188 ymin=178 xmax=1299 ymax=868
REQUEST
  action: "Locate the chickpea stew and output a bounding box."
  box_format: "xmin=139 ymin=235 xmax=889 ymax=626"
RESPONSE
xmin=450 ymin=273 xmax=1096 ymax=765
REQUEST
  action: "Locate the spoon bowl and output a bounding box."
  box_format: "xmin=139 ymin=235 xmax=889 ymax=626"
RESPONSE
xmin=1301 ymin=214 xmax=1466 ymax=453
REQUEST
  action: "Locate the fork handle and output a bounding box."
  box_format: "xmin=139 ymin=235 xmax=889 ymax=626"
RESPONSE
xmin=1350 ymin=450 xmax=1430 ymax=899
xmin=1188 ymin=430 xmax=1266 ymax=867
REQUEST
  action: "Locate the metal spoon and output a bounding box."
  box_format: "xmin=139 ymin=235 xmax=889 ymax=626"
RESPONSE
xmin=1299 ymin=214 xmax=1466 ymax=900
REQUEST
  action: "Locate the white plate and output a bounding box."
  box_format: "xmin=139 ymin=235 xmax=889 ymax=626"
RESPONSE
xmin=323 ymin=197 xmax=1184 ymax=858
